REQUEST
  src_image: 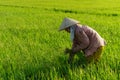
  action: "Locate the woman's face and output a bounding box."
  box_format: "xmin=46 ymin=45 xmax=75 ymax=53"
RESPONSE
xmin=65 ymin=27 xmax=70 ymax=33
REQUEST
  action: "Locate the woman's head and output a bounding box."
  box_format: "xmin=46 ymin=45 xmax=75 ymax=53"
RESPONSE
xmin=65 ymin=27 xmax=70 ymax=32
xmin=64 ymin=24 xmax=77 ymax=33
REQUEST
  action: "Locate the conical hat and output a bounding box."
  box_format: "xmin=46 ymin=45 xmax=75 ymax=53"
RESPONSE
xmin=59 ymin=18 xmax=79 ymax=31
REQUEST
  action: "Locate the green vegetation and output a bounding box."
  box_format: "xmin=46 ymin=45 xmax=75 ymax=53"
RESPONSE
xmin=0 ymin=0 xmax=119 ymax=80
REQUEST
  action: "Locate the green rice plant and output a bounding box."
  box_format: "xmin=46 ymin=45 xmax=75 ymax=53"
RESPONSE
xmin=0 ymin=0 xmax=120 ymax=80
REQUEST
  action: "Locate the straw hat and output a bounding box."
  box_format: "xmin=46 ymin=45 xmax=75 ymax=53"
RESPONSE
xmin=59 ymin=17 xmax=80 ymax=31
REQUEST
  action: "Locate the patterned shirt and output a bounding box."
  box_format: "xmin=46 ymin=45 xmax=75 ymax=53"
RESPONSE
xmin=72 ymin=24 xmax=106 ymax=57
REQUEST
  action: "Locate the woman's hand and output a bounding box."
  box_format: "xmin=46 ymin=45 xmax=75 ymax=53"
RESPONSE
xmin=64 ymin=48 xmax=71 ymax=54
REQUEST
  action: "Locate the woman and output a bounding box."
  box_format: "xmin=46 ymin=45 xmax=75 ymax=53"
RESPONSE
xmin=59 ymin=17 xmax=106 ymax=63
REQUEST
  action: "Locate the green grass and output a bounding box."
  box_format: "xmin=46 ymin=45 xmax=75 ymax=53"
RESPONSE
xmin=0 ymin=0 xmax=120 ymax=80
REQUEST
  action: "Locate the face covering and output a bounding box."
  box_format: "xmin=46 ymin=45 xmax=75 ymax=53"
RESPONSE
xmin=70 ymin=25 xmax=75 ymax=42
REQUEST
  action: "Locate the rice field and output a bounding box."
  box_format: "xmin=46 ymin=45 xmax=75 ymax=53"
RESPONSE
xmin=0 ymin=0 xmax=120 ymax=80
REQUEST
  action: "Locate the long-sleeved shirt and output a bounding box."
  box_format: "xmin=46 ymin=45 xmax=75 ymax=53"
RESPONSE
xmin=72 ymin=24 xmax=106 ymax=57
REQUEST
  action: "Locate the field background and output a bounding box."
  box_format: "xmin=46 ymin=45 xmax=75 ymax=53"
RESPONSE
xmin=0 ymin=0 xmax=120 ymax=80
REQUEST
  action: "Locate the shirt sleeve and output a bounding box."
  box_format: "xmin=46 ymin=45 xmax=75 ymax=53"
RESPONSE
xmin=72 ymin=27 xmax=90 ymax=53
